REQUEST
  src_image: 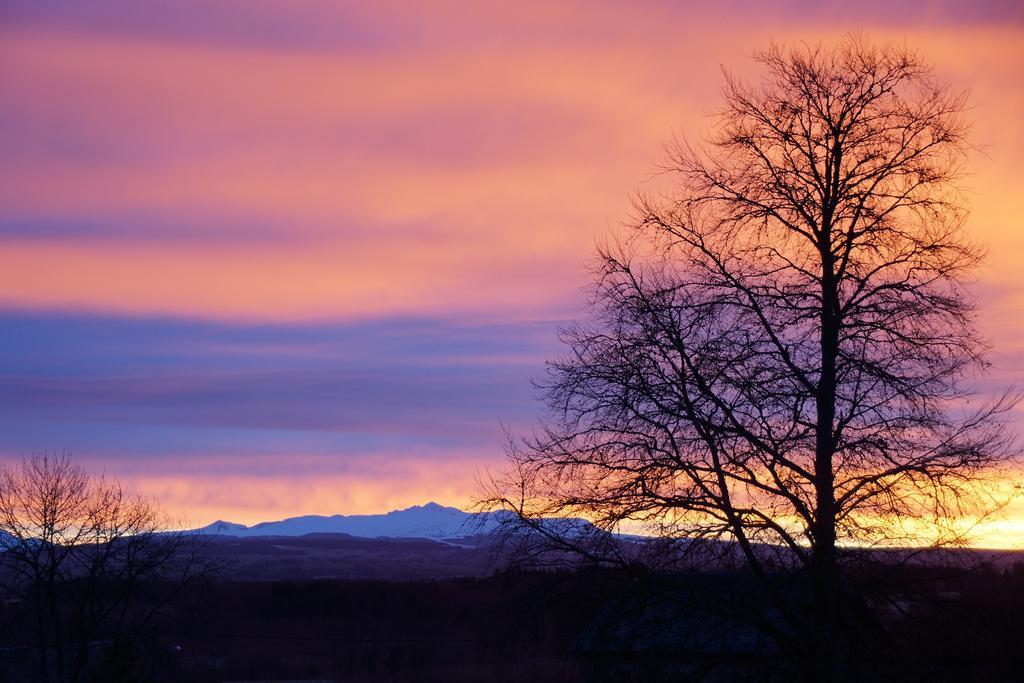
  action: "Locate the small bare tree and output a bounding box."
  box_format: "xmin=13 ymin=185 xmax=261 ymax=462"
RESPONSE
xmin=485 ymin=37 xmax=1017 ymax=678
xmin=0 ymin=454 xmax=208 ymax=683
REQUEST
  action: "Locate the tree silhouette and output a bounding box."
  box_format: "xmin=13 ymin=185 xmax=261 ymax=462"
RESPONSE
xmin=485 ymin=37 xmax=1017 ymax=679
xmin=0 ymin=454 xmax=210 ymax=682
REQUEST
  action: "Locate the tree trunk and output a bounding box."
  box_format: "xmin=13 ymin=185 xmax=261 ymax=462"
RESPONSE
xmin=813 ymin=227 xmax=840 ymax=680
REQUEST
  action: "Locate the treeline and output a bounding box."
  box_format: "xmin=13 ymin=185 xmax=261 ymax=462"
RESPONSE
xmin=2 ymin=563 xmax=1020 ymax=682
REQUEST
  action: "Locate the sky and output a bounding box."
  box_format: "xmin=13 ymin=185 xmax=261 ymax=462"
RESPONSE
xmin=1 ymin=1 xmax=1023 ymax=543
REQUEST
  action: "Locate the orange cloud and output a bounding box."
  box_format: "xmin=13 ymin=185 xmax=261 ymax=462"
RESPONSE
xmin=113 ymin=452 xmax=489 ymax=528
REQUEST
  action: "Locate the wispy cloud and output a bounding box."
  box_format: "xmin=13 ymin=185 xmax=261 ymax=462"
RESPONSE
xmin=0 ymin=312 xmax=554 ymax=518
xmin=1 ymin=1 xmax=1021 ymax=523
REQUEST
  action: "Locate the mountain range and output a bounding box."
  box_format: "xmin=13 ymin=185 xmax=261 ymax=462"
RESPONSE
xmin=194 ymin=502 xmax=510 ymax=541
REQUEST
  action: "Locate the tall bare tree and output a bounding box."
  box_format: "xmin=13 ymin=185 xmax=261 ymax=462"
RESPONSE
xmin=485 ymin=37 xmax=1017 ymax=678
xmin=0 ymin=454 xmax=208 ymax=683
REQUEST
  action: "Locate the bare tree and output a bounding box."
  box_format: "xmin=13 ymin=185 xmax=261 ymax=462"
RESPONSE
xmin=0 ymin=454 xmax=209 ymax=683
xmin=484 ymin=37 xmax=1017 ymax=678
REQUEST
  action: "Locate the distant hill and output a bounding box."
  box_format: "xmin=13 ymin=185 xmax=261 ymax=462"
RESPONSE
xmin=197 ymin=532 xmax=497 ymax=580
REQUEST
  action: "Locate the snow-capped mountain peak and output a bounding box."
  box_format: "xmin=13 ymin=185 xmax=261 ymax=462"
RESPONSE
xmin=193 ymin=502 xmax=497 ymax=540
xmin=202 ymin=520 xmax=249 ymax=534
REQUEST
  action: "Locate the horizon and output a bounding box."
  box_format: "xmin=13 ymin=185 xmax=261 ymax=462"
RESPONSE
xmin=2 ymin=1 xmax=1023 ymax=549
xmin=186 ymin=501 xmax=1024 ymax=557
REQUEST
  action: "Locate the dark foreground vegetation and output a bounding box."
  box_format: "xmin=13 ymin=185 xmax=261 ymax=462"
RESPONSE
xmin=1 ymin=545 xmax=1023 ymax=682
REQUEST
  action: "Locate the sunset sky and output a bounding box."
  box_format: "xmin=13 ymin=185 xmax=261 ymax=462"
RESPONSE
xmin=1 ymin=1 xmax=1022 ymax=544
